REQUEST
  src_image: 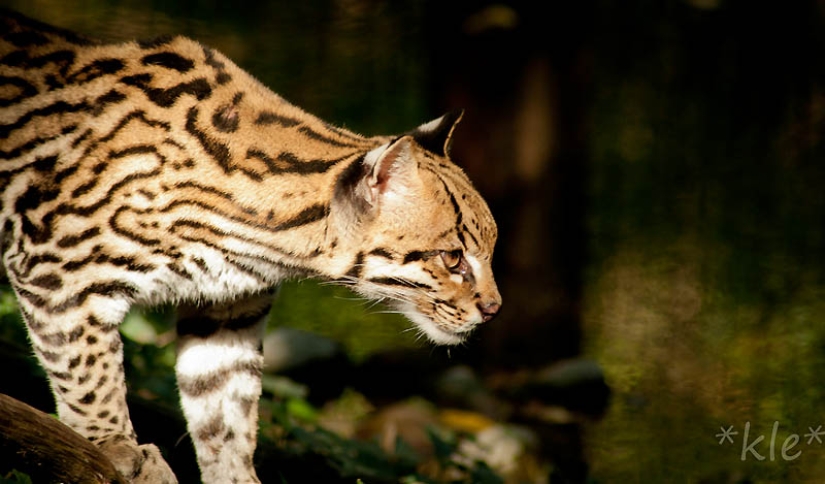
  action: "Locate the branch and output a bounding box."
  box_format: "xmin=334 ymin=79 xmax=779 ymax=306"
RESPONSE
xmin=0 ymin=393 xmax=127 ymax=484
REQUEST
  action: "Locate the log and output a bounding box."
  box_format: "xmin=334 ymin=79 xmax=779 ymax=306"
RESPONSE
xmin=0 ymin=392 xmax=126 ymax=484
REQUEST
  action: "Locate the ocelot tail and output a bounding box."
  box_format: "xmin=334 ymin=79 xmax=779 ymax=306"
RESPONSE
xmin=0 ymin=8 xmax=501 ymax=483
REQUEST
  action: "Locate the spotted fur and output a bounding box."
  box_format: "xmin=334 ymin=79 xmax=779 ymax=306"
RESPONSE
xmin=0 ymin=9 xmax=500 ymax=483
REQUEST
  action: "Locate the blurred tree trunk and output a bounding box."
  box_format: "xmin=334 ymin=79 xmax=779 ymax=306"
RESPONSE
xmin=425 ymin=1 xmax=593 ymax=369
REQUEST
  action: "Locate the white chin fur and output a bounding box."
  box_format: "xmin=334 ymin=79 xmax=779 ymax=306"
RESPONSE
xmin=401 ymin=305 xmax=465 ymax=346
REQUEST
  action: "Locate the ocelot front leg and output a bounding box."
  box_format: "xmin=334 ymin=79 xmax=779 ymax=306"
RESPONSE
xmin=12 ymin=287 xmax=177 ymax=483
xmin=175 ymin=291 xmax=274 ymax=484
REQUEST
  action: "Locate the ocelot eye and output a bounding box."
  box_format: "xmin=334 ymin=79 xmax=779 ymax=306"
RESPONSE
xmin=440 ymin=250 xmax=464 ymax=272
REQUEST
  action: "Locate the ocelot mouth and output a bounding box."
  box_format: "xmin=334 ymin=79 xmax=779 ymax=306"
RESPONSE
xmin=425 ymin=322 xmax=467 ymax=346
xmin=399 ymin=304 xmax=468 ymax=345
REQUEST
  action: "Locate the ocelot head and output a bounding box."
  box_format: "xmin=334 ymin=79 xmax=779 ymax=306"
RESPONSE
xmin=333 ymin=111 xmax=501 ymax=344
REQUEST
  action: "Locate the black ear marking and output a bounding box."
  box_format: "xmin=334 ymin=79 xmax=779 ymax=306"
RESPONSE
xmin=333 ymin=153 xmax=371 ymax=216
xmin=332 ymin=136 xmax=418 ymax=224
xmin=408 ymin=109 xmax=464 ymax=157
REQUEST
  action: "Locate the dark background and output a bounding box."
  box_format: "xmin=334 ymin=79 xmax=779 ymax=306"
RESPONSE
xmin=2 ymin=0 xmax=825 ymax=482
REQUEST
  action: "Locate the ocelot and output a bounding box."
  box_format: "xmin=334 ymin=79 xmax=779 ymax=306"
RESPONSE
xmin=0 ymin=8 xmax=501 ymax=483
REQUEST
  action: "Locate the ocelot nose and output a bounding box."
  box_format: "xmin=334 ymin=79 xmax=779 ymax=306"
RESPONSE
xmin=477 ymin=301 xmax=501 ymax=322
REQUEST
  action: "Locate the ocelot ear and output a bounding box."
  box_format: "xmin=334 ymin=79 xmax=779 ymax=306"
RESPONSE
xmin=407 ymin=109 xmax=464 ymax=157
xmin=363 ymin=135 xmax=420 ymax=203
xmin=333 ymin=135 xmax=420 ymax=221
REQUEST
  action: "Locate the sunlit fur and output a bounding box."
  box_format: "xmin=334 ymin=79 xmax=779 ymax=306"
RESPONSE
xmin=0 ymin=9 xmax=499 ymax=484
xmin=333 ymin=139 xmax=500 ymax=344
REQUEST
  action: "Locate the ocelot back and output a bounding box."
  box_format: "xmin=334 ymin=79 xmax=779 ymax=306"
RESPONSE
xmin=0 ymin=8 xmax=500 ymax=484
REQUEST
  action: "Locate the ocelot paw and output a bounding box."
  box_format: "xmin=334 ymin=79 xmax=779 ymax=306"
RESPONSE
xmin=98 ymin=437 xmax=178 ymax=484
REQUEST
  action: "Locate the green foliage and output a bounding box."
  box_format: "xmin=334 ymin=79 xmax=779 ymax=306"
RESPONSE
xmin=262 ymin=395 xmax=414 ymax=480
xmin=425 ymin=429 xmax=503 ymax=484
xmin=258 ymin=396 xmax=509 ymax=484
xmin=0 ymin=286 xmax=26 ymax=342
xmin=0 ymin=470 xmax=33 ymax=484
xmin=269 ymin=281 xmax=418 ymax=363
xmin=290 ymin=425 xmax=414 ymax=481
